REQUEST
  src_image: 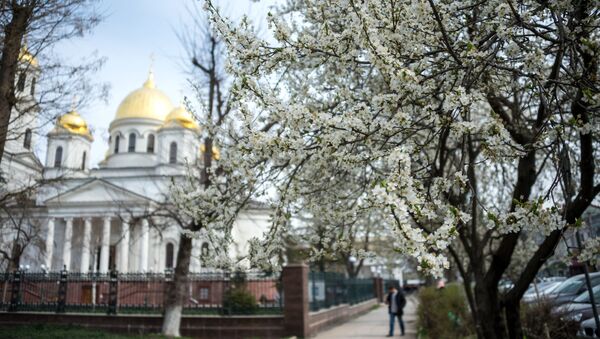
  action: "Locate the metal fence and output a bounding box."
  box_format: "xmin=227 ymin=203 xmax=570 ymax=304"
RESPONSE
xmin=308 ymin=271 xmax=375 ymax=312
xmin=0 ymin=269 xmax=282 ymax=315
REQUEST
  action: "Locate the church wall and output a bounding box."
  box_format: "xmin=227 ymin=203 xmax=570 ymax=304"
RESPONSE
xmin=230 ymin=210 xmax=272 ymax=262
xmin=156 ymin=128 xmax=200 ymax=165
xmin=45 ymin=135 xmax=90 ymax=170
xmin=0 ymin=155 xmax=39 ymax=193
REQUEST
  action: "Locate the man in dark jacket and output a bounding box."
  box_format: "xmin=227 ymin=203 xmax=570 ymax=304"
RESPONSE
xmin=385 ymin=285 xmax=406 ymax=336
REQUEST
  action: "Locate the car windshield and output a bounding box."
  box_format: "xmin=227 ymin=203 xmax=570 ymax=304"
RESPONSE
xmin=542 ymin=282 xmax=560 ymax=293
xmin=525 ymin=282 xmax=561 ymax=296
xmin=574 ymin=285 xmax=600 ymax=303
xmin=553 ymin=277 xmax=583 ymax=294
xmin=525 ymin=282 xmax=552 ymax=295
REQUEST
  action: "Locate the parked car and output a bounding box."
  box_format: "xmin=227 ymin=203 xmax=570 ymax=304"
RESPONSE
xmin=579 ymin=317 xmax=600 ymax=337
xmin=544 ymin=272 xmax=600 ymax=306
xmin=555 ymin=284 xmax=600 ymax=322
xmin=540 ymin=276 xmax=566 ymax=283
xmin=498 ymin=279 xmax=514 ymax=293
xmin=522 ymin=281 xmax=562 ymax=303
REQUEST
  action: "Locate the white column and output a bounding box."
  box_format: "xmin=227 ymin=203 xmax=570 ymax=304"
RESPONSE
xmin=62 ymin=218 xmax=73 ymax=270
xmin=80 ymin=217 xmax=92 ymax=273
xmin=151 ymin=227 xmax=161 ymax=271
xmin=100 ymin=216 xmax=111 ymax=273
xmin=120 ymin=220 xmax=130 ymax=272
xmin=138 ymin=219 xmax=149 ymax=272
xmin=191 ymin=239 xmax=201 ymax=272
xmin=44 ymin=218 xmax=55 ymax=270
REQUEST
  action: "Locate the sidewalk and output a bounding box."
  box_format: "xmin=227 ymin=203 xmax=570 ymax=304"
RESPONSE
xmin=313 ymin=295 xmax=418 ymax=338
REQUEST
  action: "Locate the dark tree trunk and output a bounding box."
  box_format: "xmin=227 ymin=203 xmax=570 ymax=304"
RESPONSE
xmin=475 ymin=280 xmax=506 ymax=339
xmin=0 ymin=3 xmax=32 ymax=164
xmin=505 ymin=300 xmax=521 ymax=339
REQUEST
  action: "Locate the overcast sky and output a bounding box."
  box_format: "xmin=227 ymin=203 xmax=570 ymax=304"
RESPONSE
xmin=51 ymin=0 xmax=278 ymax=166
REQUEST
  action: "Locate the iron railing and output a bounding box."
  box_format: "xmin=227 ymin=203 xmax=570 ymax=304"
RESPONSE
xmin=0 ymin=269 xmax=282 ymax=315
xmin=308 ymin=271 xmax=375 ymax=312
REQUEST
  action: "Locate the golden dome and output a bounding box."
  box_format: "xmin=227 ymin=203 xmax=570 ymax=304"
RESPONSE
xmin=164 ymin=106 xmax=200 ymax=130
xmin=114 ymin=72 xmax=173 ymax=121
xmin=57 ymin=111 xmax=93 ymax=140
xmin=199 ymin=143 xmax=220 ymax=160
xmin=19 ymin=43 xmax=38 ymax=67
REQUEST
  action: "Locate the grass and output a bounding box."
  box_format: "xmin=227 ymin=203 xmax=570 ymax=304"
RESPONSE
xmin=0 ymin=324 xmax=190 ymax=339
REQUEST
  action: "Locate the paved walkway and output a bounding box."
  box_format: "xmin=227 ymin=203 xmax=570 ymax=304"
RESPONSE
xmin=314 ymin=295 xmax=418 ymax=339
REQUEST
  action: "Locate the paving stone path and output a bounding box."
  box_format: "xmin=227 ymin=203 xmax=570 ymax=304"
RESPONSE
xmin=313 ymin=294 xmax=418 ymax=339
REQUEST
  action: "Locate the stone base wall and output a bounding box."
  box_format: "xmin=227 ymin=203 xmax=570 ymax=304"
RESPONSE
xmin=0 ymin=312 xmax=285 ymax=339
xmin=308 ymin=298 xmax=378 ymax=336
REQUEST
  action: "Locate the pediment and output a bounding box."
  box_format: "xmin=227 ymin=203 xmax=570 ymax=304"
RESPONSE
xmin=9 ymin=151 xmax=43 ymax=170
xmin=44 ymin=179 xmax=155 ymax=205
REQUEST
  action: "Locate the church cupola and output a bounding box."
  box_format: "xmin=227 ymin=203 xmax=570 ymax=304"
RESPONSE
xmin=163 ymin=106 xmax=200 ymax=131
xmin=45 ymin=110 xmax=93 ymax=175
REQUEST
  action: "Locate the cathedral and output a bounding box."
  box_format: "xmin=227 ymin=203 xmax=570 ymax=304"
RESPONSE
xmin=0 ymin=49 xmax=270 ymax=273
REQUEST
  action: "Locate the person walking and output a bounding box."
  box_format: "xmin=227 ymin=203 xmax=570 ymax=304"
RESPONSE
xmin=385 ymin=284 xmax=406 ymax=336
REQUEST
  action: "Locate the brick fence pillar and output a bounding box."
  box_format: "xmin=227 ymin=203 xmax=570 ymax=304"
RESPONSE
xmin=373 ymin=277 xmax=384 ymax=303
xmin=282 ymin=264 xmax=309 ymax=338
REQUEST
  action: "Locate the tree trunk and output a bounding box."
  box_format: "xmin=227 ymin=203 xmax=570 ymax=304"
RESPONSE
xmin=0 ymin=4 xmax=31 ymax=164
xmin=162 ymin=234 xmax=193 ymax=337
xmin=505 ymin=300 xmax=521 ymax=339
xmin=475 ymin=281 xmax=506 ymax=339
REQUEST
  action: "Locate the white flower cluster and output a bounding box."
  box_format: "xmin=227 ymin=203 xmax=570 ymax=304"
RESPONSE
xmin=579 ymin=237 xmax=600 ymax=266
xmin=200 ymin=0 xmax=600 ymax=277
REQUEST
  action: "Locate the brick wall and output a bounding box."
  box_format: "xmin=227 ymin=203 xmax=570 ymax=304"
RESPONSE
xmin=0 ymin=312 xmax=285 ymax=339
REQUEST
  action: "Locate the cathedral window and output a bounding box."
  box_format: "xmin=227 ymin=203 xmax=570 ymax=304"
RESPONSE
xmin=128 ymin=133 xmax=136 ymax=152
xmin=166 ymin=243 xmax=174 ymax=269
xmin=17 ymin=72 xmax=26 ymax=91
xmin=81 ymin=151 xmax=86 ymax=170
xmin=30 ymin=77 xmax=36 ymax=96
xmin=169 ymin=142 xmax=177 ymax=164
xmin=54 ymin=146 xmax=63 ymax=168
xmin=146 ymin=134 xmax=155 ymax=153
xmin=23 ymin=128 xmax=32 ymax=149
xmin=114 ymin=135 xmax=120 ymax=153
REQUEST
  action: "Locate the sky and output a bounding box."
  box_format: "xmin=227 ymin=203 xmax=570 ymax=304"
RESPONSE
xmin=52 ymin=0 xmax=278 ymax=166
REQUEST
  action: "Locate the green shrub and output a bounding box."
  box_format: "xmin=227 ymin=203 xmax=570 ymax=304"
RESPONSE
xmin=417 ymin=283 xmax=475 ymax=339
xmin=221 ymin=288 xmax=258 ymax=315
xmin=521 ymin=299 xmax=579 ymax=339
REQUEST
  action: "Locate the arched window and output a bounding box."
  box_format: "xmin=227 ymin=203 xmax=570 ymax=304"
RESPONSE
xmin=54 ymin=146 xmax=63 ymax=168
xmin=146 ymin=134 xmax=155 ymax=153
xmin=128 ymin=133 xmax=136 ymax=152
xmin=17 ymin=72 xmax=26 ymax=91
xmin=81 ymin=151 xmax=86 ymax=170
xmin=200 ymin=242 xmax=209 ymax=268
xmin=23 ymin=128 xmax=32 ymax=149
xmin=114 ymin=135 xmax=120 ymax=153
xmin=169 ymin=142 xmax=177 ymax=164
xmin=30 ymin=77 xmax=36 ymax=96
xmin=166 ymin=243 xmax=174 ymax=269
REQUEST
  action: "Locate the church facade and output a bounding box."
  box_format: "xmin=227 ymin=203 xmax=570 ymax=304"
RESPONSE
xmin=1 ymin=53 xmax=269 ymax=273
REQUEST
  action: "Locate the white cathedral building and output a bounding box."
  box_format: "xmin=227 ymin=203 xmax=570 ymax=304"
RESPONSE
xmin=1 ymin=50 xmax=270 ymax=273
